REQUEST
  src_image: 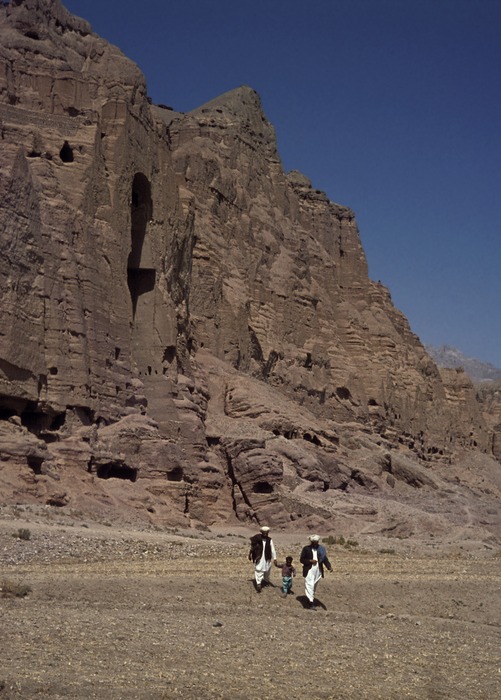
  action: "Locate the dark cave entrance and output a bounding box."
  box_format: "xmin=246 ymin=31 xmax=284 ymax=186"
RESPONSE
xmin=92 ymin=460 xmax=138 ymax=482
xmin=253 ymin=481 xmax=274 ymax=494
xmin=167 ymin=467 xmax=184 ymax=482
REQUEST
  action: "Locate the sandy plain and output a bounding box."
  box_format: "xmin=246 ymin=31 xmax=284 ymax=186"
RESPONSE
xmin=1 ymin=507 xmax=500 ymax=700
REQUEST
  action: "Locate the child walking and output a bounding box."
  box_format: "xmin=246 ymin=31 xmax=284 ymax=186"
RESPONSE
xmin=275 ymin=556 xmax=296 ymax=598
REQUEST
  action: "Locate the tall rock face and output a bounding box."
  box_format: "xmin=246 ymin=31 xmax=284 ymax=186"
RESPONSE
xmin=0 ymin=0 xmax=212 ymax=524
xmin=1 ymin=1 xmax=499 ymax=536
xmin=167 ymin=88 xmax=489 ymax=457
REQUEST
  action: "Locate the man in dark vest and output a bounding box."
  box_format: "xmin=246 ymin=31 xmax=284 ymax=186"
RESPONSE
xmin=248 ymin=526 xmax=277 ymax=592
xmin=299 ymin=534 xmax=333 ymax=609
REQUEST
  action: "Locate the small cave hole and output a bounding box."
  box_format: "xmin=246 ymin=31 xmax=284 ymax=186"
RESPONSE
xmin=163 ymin=346 xmax=176 ymax=363
xmin=368 ymin=398 xmax=378 ymax=406
xmin=303 ymin=432 xmax=322 ymax=446
xmin=49 ymin=412 xmax=66 ymax=430
xmin=96 ymin=462 xmax=137 ymax=482
xmin=49 ymin=367 xmax=58 ymax=375
xmin=336 ymin=386 xmax=351 ymax=400
xmin=27 ymin=456 xmax=44 ymax=474
xmin=252 ymin=481 xmax=273 ymax=494
xmin=167 ymin=467 xmax=184 ymax=482
xmin=60 ymin=141 xmax=74 ymax=163
xmin=24 ymin=30 xmax=40 ymax=40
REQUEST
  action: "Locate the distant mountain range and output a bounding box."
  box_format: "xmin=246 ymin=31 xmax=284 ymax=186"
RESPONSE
xmin=425 ymin=344 xmax=501 ymax=383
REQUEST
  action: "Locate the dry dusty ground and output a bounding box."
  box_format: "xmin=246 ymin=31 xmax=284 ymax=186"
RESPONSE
xmin=1 ymin=507 xmax=500 ymax=700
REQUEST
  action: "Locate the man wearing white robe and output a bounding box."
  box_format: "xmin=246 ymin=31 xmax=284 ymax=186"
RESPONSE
xmin=300 ymin=534 xmax=333 ymax=609
xmin=248 ymin=526 xmax=277 ymax=592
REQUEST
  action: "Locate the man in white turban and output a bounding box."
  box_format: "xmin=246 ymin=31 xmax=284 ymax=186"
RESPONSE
xmin=248 ymin=526 xmax=277 ymax=592
xmin=299 ymin=534 xmax=333 ymax=609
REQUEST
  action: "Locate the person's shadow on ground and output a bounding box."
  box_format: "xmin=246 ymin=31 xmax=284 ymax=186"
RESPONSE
xmin=250 ymin=579 xmax=277 ymax=593
xmin=296 ymin=594 xmax=327 ymax=610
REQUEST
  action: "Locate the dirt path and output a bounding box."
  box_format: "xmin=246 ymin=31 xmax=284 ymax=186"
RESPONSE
xmin=1 ymin=517 xmax=500 ymax=699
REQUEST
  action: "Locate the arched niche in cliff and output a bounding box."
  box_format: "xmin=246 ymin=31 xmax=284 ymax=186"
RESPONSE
xmin=127 ymin=173 xmax=157 ymax=374
xmin=127 ymin=173 xmax=155 ymax=319
xmin=128 ymin=173 xmax=153 ymax=268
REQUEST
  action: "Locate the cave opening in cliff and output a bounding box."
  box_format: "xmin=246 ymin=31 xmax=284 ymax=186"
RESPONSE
xmin=253 ymin=481 xmax=273 ymax=494
xmin=49 ymin=412 xmax=66 ymax=430
xmin=163 ymin=346 xmax=176 ymax=364
xmin=0 ymin=407 xmax=16 ymax=421
xmin=303 ymin=432 xmax=322 ymax=446
xmin=20 ymin=406 xmax=52 ymax=435
xmin=336 ymin=386 xmax=351 ymax=400
xmin=94 ymin=461 xmax=138 ymax=482
xmin=167 ymin=467 xmax=184 ymax=482
xmin=60 ymin=140 xmax=74 ymax=162
xmin=27 ymin=456 xmax=44 ymax=474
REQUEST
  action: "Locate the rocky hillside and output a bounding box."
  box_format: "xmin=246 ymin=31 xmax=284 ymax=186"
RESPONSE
xmin=1 ymin=0 xmax=500 ymax=540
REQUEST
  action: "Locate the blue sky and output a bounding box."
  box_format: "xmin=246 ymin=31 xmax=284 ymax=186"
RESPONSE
xmin=64 ymin=0 xmax=501 ymax=368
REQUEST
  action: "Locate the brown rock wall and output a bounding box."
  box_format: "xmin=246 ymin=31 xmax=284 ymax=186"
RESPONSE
xmin=0 ymin=0 xmax=189 ymax=421
xmin=168 ymin=86 xmax=490 ymax=462
xmin=0 ymin=1 xmax=499 ymax=535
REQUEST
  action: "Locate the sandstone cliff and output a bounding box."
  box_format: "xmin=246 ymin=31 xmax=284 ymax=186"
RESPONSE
xmin=1 ymin=1 xmax=499 ymax=539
